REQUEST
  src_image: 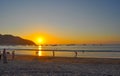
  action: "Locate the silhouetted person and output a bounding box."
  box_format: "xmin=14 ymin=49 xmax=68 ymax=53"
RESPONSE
xmin=53 ymin=50 xmax=55 ymax=57
xmin=12 ymin=51 xmax=15 ymax=60
xmin=36 ymin=51 xmax=38 ymax=56
xmin=0 ymin=51 xmax=1 ymax=60
xmin=3 ymin=49 xmax=7 ymax=63
xmin=74 ymin=51 xmax=77 ymax=58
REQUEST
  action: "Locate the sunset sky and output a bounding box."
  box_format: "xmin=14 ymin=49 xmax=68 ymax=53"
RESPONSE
xmin=0 ymin=0 xmax=120 ymax=44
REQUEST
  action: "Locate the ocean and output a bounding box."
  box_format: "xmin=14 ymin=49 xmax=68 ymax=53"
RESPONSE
xmin=0 ymin=44 xmax=120 ymax=58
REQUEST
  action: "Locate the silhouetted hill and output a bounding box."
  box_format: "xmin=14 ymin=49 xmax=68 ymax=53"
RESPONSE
xmin=0 ymin=34 xmax=36 ymax=45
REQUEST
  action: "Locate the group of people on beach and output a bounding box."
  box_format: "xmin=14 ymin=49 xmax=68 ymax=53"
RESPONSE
xmin=0 ymin=49 xmax=15 ymax=64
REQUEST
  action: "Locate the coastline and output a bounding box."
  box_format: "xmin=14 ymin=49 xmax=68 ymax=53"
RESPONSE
xmin=0 ymin=55 xmax=120 ymax=76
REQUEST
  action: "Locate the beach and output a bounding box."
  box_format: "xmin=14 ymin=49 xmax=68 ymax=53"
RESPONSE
xmin=0 ymin=55 xmax=120 ymax=76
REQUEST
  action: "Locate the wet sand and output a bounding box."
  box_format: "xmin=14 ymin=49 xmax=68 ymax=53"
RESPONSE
xmin=0 ymin=55 xmax=120 ymax=76
xmin=15 ymin=55 xmax=120 ymax=64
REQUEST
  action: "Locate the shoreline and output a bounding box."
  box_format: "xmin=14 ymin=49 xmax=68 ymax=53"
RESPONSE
xmin=7 ymin=55 xmax=120 ymax=64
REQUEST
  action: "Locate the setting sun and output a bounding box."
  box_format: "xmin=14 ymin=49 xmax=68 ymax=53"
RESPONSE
xmin=37 ymin=38 xmax=43 ymax=43
xmin=36 ymin=37 xmax=45 ymax=45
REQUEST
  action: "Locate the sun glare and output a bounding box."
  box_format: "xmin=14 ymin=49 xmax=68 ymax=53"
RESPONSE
xmin=36 ymin=37 xmax=44 ymax=44
xmin=38 ymin=38 xmax=43 ymax=43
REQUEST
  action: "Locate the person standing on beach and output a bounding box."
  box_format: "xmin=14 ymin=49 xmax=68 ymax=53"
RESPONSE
xmin=12 ymin=51 xmax=15 ymax=60
xmin=36 ymin=51 xmax=38 ymax=56
xmin=3 ymin=49 xmax=7 ymax=63
xmin=0 ymin=51 xmax=1 ymax=60
xmin=74 ymin=51 xmax=77 ymax=58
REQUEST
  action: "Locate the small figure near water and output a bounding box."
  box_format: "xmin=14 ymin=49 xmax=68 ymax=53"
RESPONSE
xmin=74 ymin=51 xmax=77 ymax=58
xmin=12 ymin=51 xmax=15 ymax=60
xmin=3 ymin=49 xmax=7 ymax=63
xmin=53 ymin=50 xmax=55 ymax=57
xmin=36 ymin=51 xmax=38 ymax=56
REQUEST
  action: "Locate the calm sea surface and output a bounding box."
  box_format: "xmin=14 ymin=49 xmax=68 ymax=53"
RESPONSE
xmin=0 ymin=44 xmax=120 ymax=58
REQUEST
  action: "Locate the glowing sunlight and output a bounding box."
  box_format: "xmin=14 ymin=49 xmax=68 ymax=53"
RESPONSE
xmin=36 ymin=37 xmax=45 ymax=45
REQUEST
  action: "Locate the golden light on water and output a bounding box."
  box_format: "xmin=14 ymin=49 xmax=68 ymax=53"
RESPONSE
xmin=38 ymin=45 xmax=42 ymax=56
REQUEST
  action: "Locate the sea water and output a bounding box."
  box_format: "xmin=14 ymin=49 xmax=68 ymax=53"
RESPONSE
xmin=0 ymin=44 xmax=120 ymax=58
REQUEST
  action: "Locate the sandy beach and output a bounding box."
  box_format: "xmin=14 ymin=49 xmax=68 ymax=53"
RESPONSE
xmin=0 ymin=55 xmax=120 ymax=76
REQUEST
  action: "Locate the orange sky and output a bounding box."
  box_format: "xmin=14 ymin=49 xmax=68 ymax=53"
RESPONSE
xmin=22 ymin=32 xmax=120 ymax=45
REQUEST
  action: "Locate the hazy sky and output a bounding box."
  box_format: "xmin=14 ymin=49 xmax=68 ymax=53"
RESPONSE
xmin=0 ymin=0 xmax=120 ymax=44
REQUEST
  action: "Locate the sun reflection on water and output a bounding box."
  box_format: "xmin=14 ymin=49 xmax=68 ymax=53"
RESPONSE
xmin=38 ymin=45 xmax=42 ymax=56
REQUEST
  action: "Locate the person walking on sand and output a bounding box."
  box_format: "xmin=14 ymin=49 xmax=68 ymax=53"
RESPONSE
xmin=3 ymin=49 xmax=7 ymax=63
xmin=12 ymin=51 xmax=15 ymax=60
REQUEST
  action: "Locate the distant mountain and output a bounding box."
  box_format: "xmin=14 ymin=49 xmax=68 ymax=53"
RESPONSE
xmin=0 ymin=34 xmax=36 ymax=45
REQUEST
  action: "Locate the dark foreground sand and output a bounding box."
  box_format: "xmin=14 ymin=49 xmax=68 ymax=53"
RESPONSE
xmin=0 ymin=55 xmax=120 ymax=76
